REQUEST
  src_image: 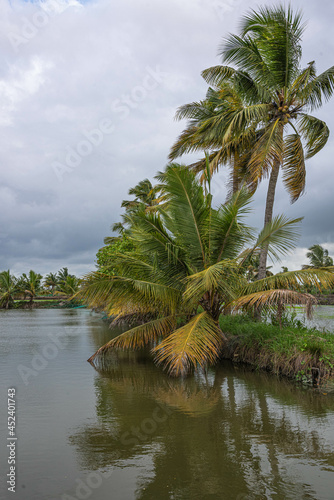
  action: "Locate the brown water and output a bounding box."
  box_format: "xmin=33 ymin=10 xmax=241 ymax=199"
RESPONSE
xmin=0 ymin=309 xmax=334 ymax=500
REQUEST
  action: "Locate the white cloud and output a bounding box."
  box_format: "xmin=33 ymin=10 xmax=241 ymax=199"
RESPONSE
xmin=0 ymin=56 xmax=52 ymax=124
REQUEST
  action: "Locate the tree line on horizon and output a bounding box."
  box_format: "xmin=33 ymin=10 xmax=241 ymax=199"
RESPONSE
xmin=0 ymin=268 xmax=80 ymax=309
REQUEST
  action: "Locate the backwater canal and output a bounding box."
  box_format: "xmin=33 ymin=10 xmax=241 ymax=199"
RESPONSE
xmin=0 ymin=308 xmax=334 ymax=500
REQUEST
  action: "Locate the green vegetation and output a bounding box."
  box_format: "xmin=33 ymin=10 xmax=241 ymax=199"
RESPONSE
xmin=219 ymin=314 xmax=334 ymax=385
xmin=80 ymin=165 xmax=334 ymax=377
xmin=78 ymin=6 xmax=334 ymax=381
xmin=96 ymin=237 xmax=135 ymax=275
xmin=303 ymin=244 xmax=334 ymax=269
xmin=0 ymin=271 xmax=20 ymax=309
xmin=18 ymin=270 xmax=43 ymax=308
xmin=0 ymin=267 xmax=80 ymax=309
xmin=170 ymin=5 xmax=334 ymax=280
xmin=5 ymin=5 xmax=334 ymax=385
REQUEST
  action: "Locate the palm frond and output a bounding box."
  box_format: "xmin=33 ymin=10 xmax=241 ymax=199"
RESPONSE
xmin=282 ymin=133 xmax=305 ymax=203
xmin=297 ymin=114 xmax=330 ymax=159
xmin=79 ymin=269 xmax=182 ymax=316
xmin=130 ymin=211 xmax=189 ymax=273
xmin=183 ymin=260 xmax=241 ymax=307
xmin=88 ymin=315 xmax=177 ymax=362
xmin=157 ymin=165 xmax=208 ymax=266
xmin=153 ymin=312 xmax=224 ymax=376
xmin=174 ymin=100 xmax=210 ymax=122
xmin=229 ymin=288 xmax=316 ymax=317
xmin=253 ymin=215 xmax=302 ymax=263
xmin=224 ymin=103 xmax=270 ymax=139
xmin=237 ymin=5 xmax=304 ymax=87
xmin=201 ymin=65 xmax=236 ymax=86
xmin=221 ymin=34 xmax=275 ymax=89
xmin=169 ymin=125 xmax=211 ymax=160
xmin=247 ymin=119 xmax=284 ymax=186
xmin=287 ymin=62 xmax=316 ymax=101
xmin=243 ymin=267 xmax=334 ymax=294
xmin=301 ymin=66 xmax=334 ymax=109
xmin=211 ymin=188 xmax=254 ymax=262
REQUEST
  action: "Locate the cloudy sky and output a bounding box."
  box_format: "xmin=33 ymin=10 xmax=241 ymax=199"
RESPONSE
xmin=1 ymin=0 xmax=334 ymax=277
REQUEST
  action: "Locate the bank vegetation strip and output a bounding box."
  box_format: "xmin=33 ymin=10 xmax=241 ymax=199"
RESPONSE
xmin=219 ymin=315 xmax=334 ymax=386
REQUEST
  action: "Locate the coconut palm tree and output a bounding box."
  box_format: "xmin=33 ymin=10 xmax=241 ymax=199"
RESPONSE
xmin=122 ymin=178 xmax=160 ymax=210
xmin=169 ymin=82 xmax=259 ymax=197
xmin=57 ymin=267 xmax=70 ymax=284
xmin=303 ymin=244 xmax=333 ymax=268
xmin=170 ymin=5 xmax=334 ymax=280
xmin=43 ymin=272 xmax=59 ymax=294
xmin=79 ymin=165 xmax=334 ymax=377
xmin=0 ymin=270 xmax=19 ymax=309
xmin=19 ymin=270 xmax=43 ymax=308
xmin=56 ymin=275 xmax=80 ymax=296
xmin=106 ymin=179 xmax=161 ymax=245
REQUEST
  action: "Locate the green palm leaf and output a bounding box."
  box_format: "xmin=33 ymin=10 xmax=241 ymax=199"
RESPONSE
xmin=229 ymin=288 xmax=316 ymax=317
xmin=301 ymin=66 xmax=334 ymax=109
xmin=243 ymin=268 xmax=334 ymax=294
xmin=88 ymin=315 xmax=177 ymax=362
xmin=253 ymin=215 xmax=302 ymax=262
xmin=298 ymin=114 xmax=330 ymax=159
xmin=157 ymin=165 xmax=208 ymax=266
xmin=282 ymin=133 xmax=306 ymax=202
xmin=183 ymin=260 xmax=242 ymax=309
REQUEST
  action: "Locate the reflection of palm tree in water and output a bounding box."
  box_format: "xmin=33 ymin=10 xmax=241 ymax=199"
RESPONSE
xmin=68 ymin=360 xmax=334 ymax=499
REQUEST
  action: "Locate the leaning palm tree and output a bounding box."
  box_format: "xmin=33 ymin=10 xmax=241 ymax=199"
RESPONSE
xmin=303 ymin=244 xmax=333 ymax=268
xmin=79 ymin=165 xmax=334 ymax=377
xmin=171 ymin=5 xmax=334 ymax=280
xmin=0 ymin=270 xmax=19 ymax=309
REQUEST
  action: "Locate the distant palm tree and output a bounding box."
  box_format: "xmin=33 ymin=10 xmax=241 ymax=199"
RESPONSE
xmin=43 ymin=272 xmax=59 ymax=294
xmin=56 ymin=275 xmax=79 ymax=296
xmin=303 ymin=244 xmax=333 ymax=268
xmin=105 ymin=178 xmax=161 ymax=245
xmin=0 ymin=270 xmax=19 ymax=309
xmin=122 ymin=178 xmax=160 ymax=209
xmin=57 ymin=268 xmax=75 ymax=285
xmin=19 ymin=270 xmax=43 ymax=308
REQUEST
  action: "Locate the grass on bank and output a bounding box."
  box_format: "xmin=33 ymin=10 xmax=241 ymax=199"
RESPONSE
xmin=219 ymin=314 xmax=334 ymax=386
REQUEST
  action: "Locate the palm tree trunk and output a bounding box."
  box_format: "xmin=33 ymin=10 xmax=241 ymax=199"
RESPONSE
xmin=257 ymin=160 xmax=280 ymax=280
xmin=28 ymin=293 xmax=34 ymax=309
xmin=232 ymin=152 xmax=239 ymax=194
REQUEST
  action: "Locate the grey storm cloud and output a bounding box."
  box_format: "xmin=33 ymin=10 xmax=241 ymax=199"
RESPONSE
xmin=1 ymin=0 xmax=334 ymax=277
